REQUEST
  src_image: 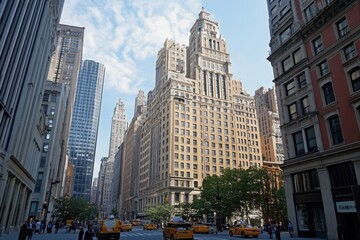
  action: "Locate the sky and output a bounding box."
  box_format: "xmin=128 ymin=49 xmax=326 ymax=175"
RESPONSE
xmin=60 ymin=0 xmax=273 ymax=179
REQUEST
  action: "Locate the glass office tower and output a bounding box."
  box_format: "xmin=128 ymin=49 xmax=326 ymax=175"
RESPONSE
xmin=68 ymin=60 xmax=105 ymax=200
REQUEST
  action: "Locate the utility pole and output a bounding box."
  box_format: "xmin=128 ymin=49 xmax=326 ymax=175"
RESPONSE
xmin=43 ymin=180 xmax=60 ymax=224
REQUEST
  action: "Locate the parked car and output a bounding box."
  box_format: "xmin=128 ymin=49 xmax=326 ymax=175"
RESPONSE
xmin=229 ymin=224 xmax=260 ymax=238
xmin=205 ymin=223 xmax=218 ymax=234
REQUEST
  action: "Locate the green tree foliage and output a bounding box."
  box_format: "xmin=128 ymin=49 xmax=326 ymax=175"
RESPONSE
xmin=146 ymin=204 xmax=173 ymax=224
xmin=53 ymin=197 xmax=97 ymax=221
xmin=191 ymin=167 xmax=287 ymax=224
xmin=175 ymin=202 xmax=192 ymax=221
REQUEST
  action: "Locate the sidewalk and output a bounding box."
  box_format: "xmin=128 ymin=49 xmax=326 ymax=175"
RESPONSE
xmin=0 ymin=228 xmax=78 ymax=240
xmin=257 ymin=231 xmax=326 ymax=240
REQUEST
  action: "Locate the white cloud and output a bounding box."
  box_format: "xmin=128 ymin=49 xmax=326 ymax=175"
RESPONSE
xmin=60 ymin=0 xmax=201 ymax=94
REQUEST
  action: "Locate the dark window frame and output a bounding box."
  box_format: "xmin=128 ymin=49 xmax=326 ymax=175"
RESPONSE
xmin=301 ymin=96 xmax=310 ymax=115
xmin=343 ymin=43 xmax=356 ymax=61
xmin=293 ymin=169 xmax=320 ymax=193
xmin=288 ymin=102 xmax=298 ymax=120
xmin=322 ymin=82 xmax=335 ymax=105
xmin=336 ymin=17 xmax=349 ymax=38
xmin=328 ymin=115 xmax=343 ymax=145
xmin=293 ymin=131 xmax=305 ymax=156
xmin=312 ymin=36 xmax=324 ymax=54
xmin=305 ymin=127 xmax=317 ymax=152
xmin=328 ymin=162 xmax=357 ymax=188
xmin=349 ymin=67 xmax=360 ymax=92
xmin=285 ymin=80 xmax=296 ymax=96
xmin=297 ymin=72 xmax=307 ymax=88
xmin=318 ymin=60 xmax=329 ymax=76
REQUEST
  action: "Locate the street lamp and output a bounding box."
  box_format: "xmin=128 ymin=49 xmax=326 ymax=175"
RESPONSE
xmin=44 ymin=180 xmax=60 ymax=224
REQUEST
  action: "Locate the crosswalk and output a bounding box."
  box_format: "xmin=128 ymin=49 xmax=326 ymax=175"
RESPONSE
xmin=120 ymin=231 xmax=162 ymax=237
xmin=120 ymin=231 xmax=230 ymax=239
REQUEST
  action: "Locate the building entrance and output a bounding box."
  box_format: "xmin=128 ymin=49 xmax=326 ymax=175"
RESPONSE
xmin=337 ymin=212 xmax=360 ymax=240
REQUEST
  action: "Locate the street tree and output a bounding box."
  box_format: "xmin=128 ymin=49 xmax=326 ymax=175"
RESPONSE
xmin=53 ymin=197 xmax=96 ymax=221
xmin=146 ymin=204 xmax=173 ymax=224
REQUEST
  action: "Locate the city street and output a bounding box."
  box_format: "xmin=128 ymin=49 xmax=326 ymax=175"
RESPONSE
xmin=0 ymin=226 xmax=326 ymax=240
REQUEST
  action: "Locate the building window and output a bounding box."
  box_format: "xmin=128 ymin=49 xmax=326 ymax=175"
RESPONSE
xmin=293 ymin=131 xmax=305 ymax=156
xmin=50 ymin=94 xmax=57 ymax=102
xmin=301 ymin=97 xmax=310 ymax=115
xmin=50 ymin=106 xmax=55 ymax=115
xmin=45 ymin=131 xmax=51 ymax=139
xmin=349 ymin=67 xmax=360 ymax=92
xmin=174 ymin=193 xmax=180 ymax=202
xmin=282 ymin=56 xmax=293 ymax=72
xmin=280 ymin=6 xmax=288 ymax=16
xmin=34 ymin=172 xmax=43 ymax=193
xmin=305 ymin=127 xmax=317 ymax=152
xmin=328 ymin=115 xmax=343 ymax=145
xmin=322 ymin=82 xmax=335 ymax=105
xmin=336 ymin=17 xmax=349 ymax=38
xmin=343 ymin=43 xmax=356 ymax=61
xmin=40 ymin=156 xmax=46 ymax=168
xmin=297 ymin=72 xmax=306 ymax=88
xmin=285 ymin=80 xmax=296 ymax=96
xmin=328 ymin=162 xmax=357 ymax=188
xmin=43 ymin=93 xmax=50 ymax=102
xmin=312 ymin=36 xmax=323 ymax=54
xmin=318 ymin=60 xmax=329 ymax=76
xmin=304 ymin=2 xmax=316 ymax=22
xmin=288 ymin=102 xmax=297 ymax=120
xmin=293 ymin=48 xmax=303 ymax=64
xmin=271 ymin=6 xmax=277 ymax=17
xmin=280 ymin=26 xmax=292 ymax=43
xmin=43 ymin=143 xmax=49 ymax=153
xmin=293 ymin=169 xmax=320 ymax=192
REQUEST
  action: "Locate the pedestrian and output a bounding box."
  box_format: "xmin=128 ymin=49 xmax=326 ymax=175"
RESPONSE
xmin=35 ymin=221 xmax=41 ymax=234
xmin=275 ymin=223 xmax=281 ymax=240
xmin=268 ymin=223 xmax=273 ymax=239
xmin=55 ymin=221 xmax=60 ymax=234
xmin=26 ymin=225 xmax=33 ymax=240
xmin=78 ymin=227 xmax=84 ymax=240
xmin=288 ymin=221 xmax=293 ymax=237
xmin=84 ymin=225 xmax=94 ymax=240
xmin=47 ymin=221 xmax=53 ymax=233
xmin=41 ymin=221 xmax=46 ymax=233
xmin=18 ymin=223 xmax=27 ymax=240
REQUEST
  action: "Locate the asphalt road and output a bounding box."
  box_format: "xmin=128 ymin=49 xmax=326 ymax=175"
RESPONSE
xmin=0 ymin=226 xmax=325 ymax=240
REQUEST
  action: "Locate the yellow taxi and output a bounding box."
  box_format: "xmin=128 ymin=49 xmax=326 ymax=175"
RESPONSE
xmin=121 ymin=220 xmax=133 ymax=231
xmin=143 ymin=223 xmax=157 ymax=230
xmin=131 ymin=219 xmax=141 ymax=226
xmin=163 ymin=221 xmax=194 ymax=240
xmin=229 ymin=224 xmax=260 ymax=238
xmin=192 ymin=222 xmax=209 ymax=234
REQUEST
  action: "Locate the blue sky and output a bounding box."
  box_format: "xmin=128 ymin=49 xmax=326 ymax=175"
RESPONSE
xmin=60 ymin=0 xmax=273 ymax=177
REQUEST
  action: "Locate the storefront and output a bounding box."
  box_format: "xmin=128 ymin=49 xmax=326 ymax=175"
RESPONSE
xmin=294 ymin=191 xmax=327 ymax=238
xmin=332 ymin=186 xmax=360 ymax=240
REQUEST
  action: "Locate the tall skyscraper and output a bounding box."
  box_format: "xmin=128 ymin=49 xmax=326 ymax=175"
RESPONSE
xmin=68 ymin=60 xmax=105 ymax=200
xmin=0 ymin=0 xmax=64 ymax=233
xmin=31 ymin=24 xmax=84 ymax=220
xmin=134 ymin=9 xmax=263 ymax=217
xmin=96 ymin=157 xmax=108 ymax=215
xmin=108 ymin=99 xmax=127 ymax=161
xmin=254 ymin=86 xmax=284 ymax=164
xmin=267 ymin=0 xmax=360 ymax=239
xmin=134 ymin=90 xmax=146 ymax=117
xmin=99 ymin=98 xmax=127 ymax=215
xmin=120 ymin=95 xmax=146 ymax=219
